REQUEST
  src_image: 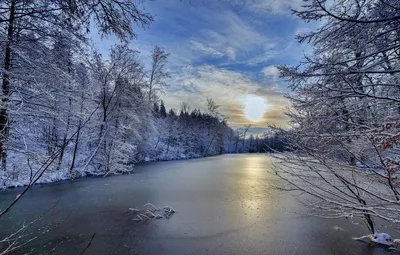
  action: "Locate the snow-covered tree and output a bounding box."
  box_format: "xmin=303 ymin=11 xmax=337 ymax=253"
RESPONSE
xmin=0 ymin=0 xmax=153 ymax=172
xmin=274 ymin=0 xmax=400 ymax=242
xmin=147 ymin=46 xmax=170 ymax=102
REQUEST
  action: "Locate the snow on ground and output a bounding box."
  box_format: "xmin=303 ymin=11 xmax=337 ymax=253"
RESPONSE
xmin=1 ymin=168 xmax=81 ymax=190
xmin=354 ymin=232 xmax=399 ymax=247
xmin=0 ymin=150 xmax=209 ymax=190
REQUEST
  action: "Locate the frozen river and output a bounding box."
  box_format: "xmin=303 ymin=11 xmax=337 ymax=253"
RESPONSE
xmin=0 ymin=154 xmax=394 ymax=254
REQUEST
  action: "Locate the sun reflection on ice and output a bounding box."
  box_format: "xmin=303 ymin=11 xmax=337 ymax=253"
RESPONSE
xmin=237 ymin=155 xmax=273 ymax=221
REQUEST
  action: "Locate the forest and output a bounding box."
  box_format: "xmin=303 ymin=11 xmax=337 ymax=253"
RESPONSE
xmin=0 ymin=0 xmax=284 ymax=190
xmin=1 ymin=0 xmax=400 ymax=253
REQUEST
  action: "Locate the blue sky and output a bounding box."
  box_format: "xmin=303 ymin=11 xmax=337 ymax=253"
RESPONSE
xmin=93 ymin=0 xmax=314 ymax=135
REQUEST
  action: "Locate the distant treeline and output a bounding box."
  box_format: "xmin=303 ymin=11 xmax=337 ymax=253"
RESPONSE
xmin=150 ymin=99 xmax=287 ymax=161
xmin=242 ymin=135 xmax=287 ymax=153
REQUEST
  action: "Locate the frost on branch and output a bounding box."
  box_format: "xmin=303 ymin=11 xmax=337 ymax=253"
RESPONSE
xmin=274 ymin=0 xmax=400 ymax=244
xmin=371 ymin=117 xmax=400 ymax=189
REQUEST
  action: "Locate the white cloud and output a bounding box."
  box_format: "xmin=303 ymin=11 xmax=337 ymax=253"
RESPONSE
xmin=133 ymin=0 xmax=295 ymax=68
xmin=225 ymin=0 xmax=303 ymax=15
xmin=203 ymin=12 xmax=264 ymax=52
xmin=262 ymin=65 xmax=280 ymax=77
xmin=253 ymin=0 xmax=302 ymax=14
xmin=186 ymin=10 xmax=278 ymax=64
xmin=225 ymin=47 xmax=236 ymax=60
xmin=128 ymin=0 xmax=300 ymax=126
xmin=189 ymin=41 xmax=237 ymax=61
xmin=165 ymin=64 xmax=289 ymax=126
xmin=190 ymin=40 xmax=224 ymax=58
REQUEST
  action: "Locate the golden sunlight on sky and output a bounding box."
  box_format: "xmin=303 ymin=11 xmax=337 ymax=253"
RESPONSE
xmin=226 ymin=93 xmax=290 ymax=129
xmin=163 ymin=65 xmax=290 ymax=132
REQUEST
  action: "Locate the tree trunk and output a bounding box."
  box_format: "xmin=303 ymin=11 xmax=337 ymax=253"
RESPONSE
xmin=99 ymin=82 xmax=107 ymax=143
xmin=70 ymin=88 xmax=86 ymax=173
xmin=0 ymin=0 xmax=16 ymax=171
xmin=57 ymin=111 xmax=71 ymax=171
xmin=234 ymin=138 xmax=239 ymax=153
xmin=203 ymin=135 xmax=215 ymax=157
xmin=70 ymin=122 xmax=81 ymax=173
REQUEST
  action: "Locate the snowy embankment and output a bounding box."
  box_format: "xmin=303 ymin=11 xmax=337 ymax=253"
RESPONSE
xmin=0 ymin=151 xmax=212 ymax=190
xmin=0 ymin=170 xmax=72 ymax=189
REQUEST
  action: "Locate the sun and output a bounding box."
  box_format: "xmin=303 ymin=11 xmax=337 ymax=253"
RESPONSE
xmin=241 ymin=94 xmax=268 ymax=122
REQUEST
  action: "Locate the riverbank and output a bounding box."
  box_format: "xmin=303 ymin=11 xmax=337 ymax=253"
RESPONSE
xmin=1 ymin=153 xmax=266 ymax=191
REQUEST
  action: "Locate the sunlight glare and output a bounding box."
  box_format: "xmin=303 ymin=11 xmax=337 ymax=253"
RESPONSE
xmin=241 ymin=94 xmax=268 ymax=122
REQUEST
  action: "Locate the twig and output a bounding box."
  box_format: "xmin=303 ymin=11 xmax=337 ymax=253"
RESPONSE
xmin=79 ymin=233 xmax=95 ymax=255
